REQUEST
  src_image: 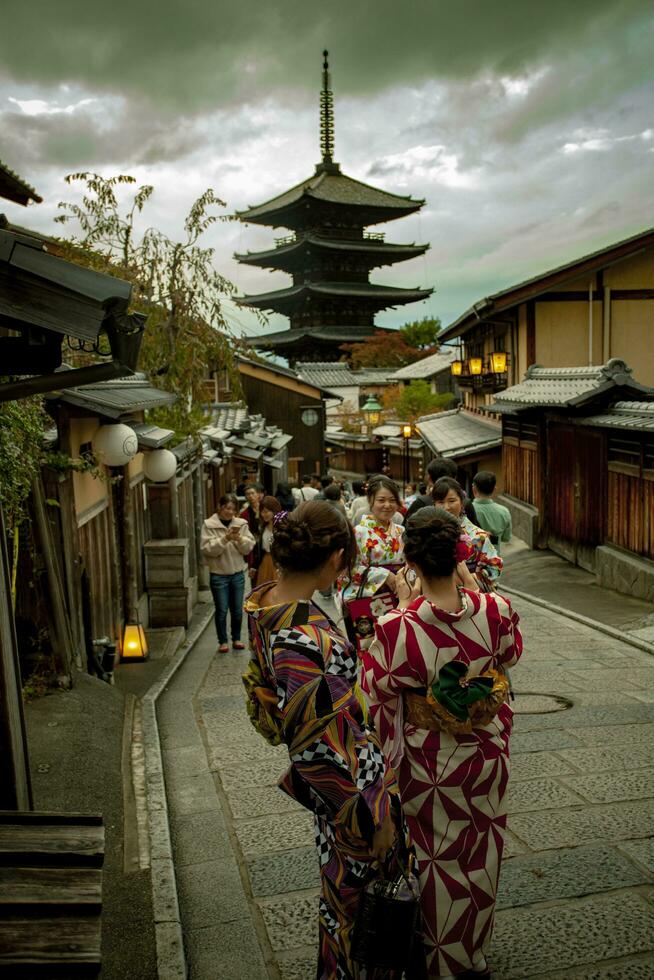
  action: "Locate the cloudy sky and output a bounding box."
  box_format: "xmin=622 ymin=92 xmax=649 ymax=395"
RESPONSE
xmin=2 ymin=1 xmax=653 ymax=348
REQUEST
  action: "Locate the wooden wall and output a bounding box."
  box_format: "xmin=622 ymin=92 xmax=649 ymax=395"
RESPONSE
xmin=239 ymin=373 xmax=325 ymax=475
xmin=502 ymin=417 xmax=541 ymax=507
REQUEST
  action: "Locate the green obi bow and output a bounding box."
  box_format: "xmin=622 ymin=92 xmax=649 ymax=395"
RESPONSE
xmin=430 ymin=661 xmax=495 ymax=722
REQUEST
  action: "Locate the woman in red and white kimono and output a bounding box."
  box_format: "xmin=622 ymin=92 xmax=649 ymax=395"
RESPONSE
xmin=361 ymin=506 xmax=522 ymax=980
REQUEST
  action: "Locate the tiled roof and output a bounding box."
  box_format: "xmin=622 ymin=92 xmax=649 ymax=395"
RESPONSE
xmin=238 ymin=169 xmax=423 ymax=223
xmin=579 ymin=401 xmax=654 ymax=432
xmin=251 ymin=325 xmax=380 ymax=348
xmin=296 ymin=362 xmax=392 ymax=389
xmin=490 ymin=359 xmax=652 ymax=413
xmin=53 ymin=375 xmax=176 ymax=419
xmin=391 ymin=348 xmax=457 ymax=380
xmin=0 ymin=159 xmax=42 ymax=206
xmin=239 ymin=282 xmax=432 ymax=309
xmin=235 ymin=235 xmax=428 ymax=266
xmin=416 ymin=409 xmax=501 ymax=459
xmin=129 ymin=422 xmax=175 ymax=448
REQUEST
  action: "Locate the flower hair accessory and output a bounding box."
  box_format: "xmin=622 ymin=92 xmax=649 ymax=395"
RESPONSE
xmin=455 ymin=533 xmax=474 ymax=563
xmin=273 ymin=510 xmax=288 ymax=526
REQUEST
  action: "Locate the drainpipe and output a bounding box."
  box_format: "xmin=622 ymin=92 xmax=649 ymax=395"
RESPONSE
xmin=603 ymin=286 xmax=612 ymax=362
xmin=588 ymin=280 xmax=594 ymax=366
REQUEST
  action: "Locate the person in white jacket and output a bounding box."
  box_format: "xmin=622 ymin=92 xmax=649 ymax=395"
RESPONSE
xmin=200 ymin=494 xmax=255 ymax=652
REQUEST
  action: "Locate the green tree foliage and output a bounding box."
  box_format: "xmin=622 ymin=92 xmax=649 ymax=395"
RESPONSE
xmin=384 ymin=380 xmax=456 ymax=422
xmin=0 ymin=395 xmax=48 ymax=532
xmin=55 ymin=173 xmax=245 ymax=435
xmin=399 ymin=316 xmax=442 ymax=350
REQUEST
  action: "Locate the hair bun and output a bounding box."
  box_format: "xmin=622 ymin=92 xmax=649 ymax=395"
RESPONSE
xmin=404 ymin=507 xmax=461 ymax=579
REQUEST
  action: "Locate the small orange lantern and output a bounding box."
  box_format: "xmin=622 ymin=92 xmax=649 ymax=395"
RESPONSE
xmin=451 ymin=360 xmax=463 ymax=376
xmin=469 ymin=357 xmax=483 ymax=375
xmin=402 ymin=424 xmax=412 ymax=439
xmin=122 ymin=624 xmax=148 ymax=661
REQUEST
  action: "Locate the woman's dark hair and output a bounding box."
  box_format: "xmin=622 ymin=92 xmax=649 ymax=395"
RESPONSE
xmin=366 ymin=474 xmax=401 ymax=507
xmin=352 ymin=479 xmax=366 ymax=496
xmin=272 ymin=500 xmax=355 ymax=573
xmin=426 ymin=456 xmax=457 ymax=484
xmin=260 ymin=495 xmax=282 ymax=517
xmin=403 ymin=506 xmax=460 ymax=579
xmin=275 ymin=482 xmax=296 ymax=509
xmin=323 ymin=483 xmax=341 ymax=501
xmin=431 ymin=476 xmax=465 ymax=503
xmin=218 ymin=493 xmax=239 ymax=509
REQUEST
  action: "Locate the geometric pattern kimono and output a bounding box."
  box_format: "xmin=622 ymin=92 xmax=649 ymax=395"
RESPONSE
xmin=245 ymin=584 xmax=399 ymax=979
xmin=361 ymin=590 xmax=522 ymax=978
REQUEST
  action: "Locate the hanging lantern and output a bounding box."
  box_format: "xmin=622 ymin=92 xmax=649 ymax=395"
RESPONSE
xmin=92 ymin=424 xmax=139 ymax=467
xmin=143 ymin=448 xmax=177 ymax=483
xmin=122 ymin=624 xmax=148 ymax=661
xmin=451 ymin=360 xmax=463 ymax=376
xmin=490 ymin=351 xmax=507 ymax=373
xmin=402 ymin=424 xmax=412 ymax=439
xmin=469 ymin=357 xmax=483 ymax=376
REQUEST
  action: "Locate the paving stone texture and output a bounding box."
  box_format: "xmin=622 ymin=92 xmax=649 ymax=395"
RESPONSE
xmin=160 ymin=590 xmax=654 ymax=978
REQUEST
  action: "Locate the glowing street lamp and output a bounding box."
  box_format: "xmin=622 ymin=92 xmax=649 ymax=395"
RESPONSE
xmin=402 ymin=423 xmax=412 ymax=439
xmin=451 ymin=360 xmax=463 ymax=376
xmin=469 ymin=357 xmax=483 ymax=376
xmin=362 ymin=394 xmax=382 ymax=430
xmin=490 ymin=351 xmax=508 ymax=374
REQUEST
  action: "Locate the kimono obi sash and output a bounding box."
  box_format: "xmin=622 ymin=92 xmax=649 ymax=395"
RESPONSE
xmin=403 ymin=670 xmax=510 ymax=736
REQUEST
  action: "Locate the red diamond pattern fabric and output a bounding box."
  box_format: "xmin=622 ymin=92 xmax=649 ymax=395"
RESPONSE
xmin=361 ymin=589 xmax=523 ymax=977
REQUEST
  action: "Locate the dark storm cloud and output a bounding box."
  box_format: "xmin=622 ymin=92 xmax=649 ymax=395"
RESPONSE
xmin=2 ymin=0 xmax=653 ymax=110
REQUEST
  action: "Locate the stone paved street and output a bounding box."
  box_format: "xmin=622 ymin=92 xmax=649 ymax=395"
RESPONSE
xmin=159 ymin=592 xmax=654 ymax=979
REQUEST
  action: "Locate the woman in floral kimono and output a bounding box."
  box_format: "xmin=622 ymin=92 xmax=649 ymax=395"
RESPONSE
xmin=432 ymin=477 xmax=503 ymax=590
xmin=361 ymin=507 xmax=522 ymax=979
xmin=245 ymin=500 xmax=399 ymax=980
xmin=343 ymin=476 xmax=405 ymax=601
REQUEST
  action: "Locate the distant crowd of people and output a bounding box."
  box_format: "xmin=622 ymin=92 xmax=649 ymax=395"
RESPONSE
xmin=200 ymin=462 xmax=519 ymax=979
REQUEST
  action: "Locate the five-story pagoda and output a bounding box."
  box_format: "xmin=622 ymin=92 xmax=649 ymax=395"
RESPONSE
xmin=235 ymin=52 xmax=432 ymax=365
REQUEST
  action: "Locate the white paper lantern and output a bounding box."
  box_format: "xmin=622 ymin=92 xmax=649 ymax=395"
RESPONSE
xmin=143 ymin=449 xmax=177 ymax=482
xmin=93 ymin=424 xmax=139 ymax=467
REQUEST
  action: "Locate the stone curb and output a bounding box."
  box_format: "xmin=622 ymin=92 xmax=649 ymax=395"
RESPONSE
xmin=141 ymin=606 xmax=214 ymax=980
xmin=502 ymin=585 xmax=654 ymax=658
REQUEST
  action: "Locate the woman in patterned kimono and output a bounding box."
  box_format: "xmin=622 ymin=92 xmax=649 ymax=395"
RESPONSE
xmin=432 ymin=478 xmax=503 ymax=590
xmin=342 ymin=476 xmax=405 ymax=601
xmin=245 ymin=501 xmax=398 ymax=980
xmin=361 ymin=507 xmax=522 ymax=980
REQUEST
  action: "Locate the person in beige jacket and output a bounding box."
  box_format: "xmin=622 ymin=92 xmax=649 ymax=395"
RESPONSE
xmin=201 ymin=494 xmax=256 ymax=652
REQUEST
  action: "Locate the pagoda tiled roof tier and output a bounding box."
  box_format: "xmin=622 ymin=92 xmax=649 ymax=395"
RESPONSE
xmin=234 ymin=234 xmax=428 ymax=271
xmin=248 ymin=324 xmax=385 ymax=359
xmin=237 ymin=165 xmax=424 ymax=230
xmin=238 ymin=281 xmax=432 ymax=316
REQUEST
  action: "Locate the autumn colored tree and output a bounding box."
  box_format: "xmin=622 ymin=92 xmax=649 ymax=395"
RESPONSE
xmin=340 ymin=316 xmax=442 ymax=369
xmin=55 ymin=172 xmax=245 ymax=435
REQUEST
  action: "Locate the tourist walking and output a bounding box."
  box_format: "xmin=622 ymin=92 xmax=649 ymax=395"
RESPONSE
xmin=362 ymin=507 xmax=523 ymax=979
xmin=275 ymin=481 xmax=297 ymax=512
xmin=244 ymin=501 xmax=397 ymax=979
xmin=201 ymin=494 xmax=255 ymax=652
xmin=472 ymin=471 xmax=512 ymax=551
xmin=432 ymin=476 xmax=503 ymax=589
xmin=292 ymin=473 xmax=320 ymax=505
xmin=253 ymin=495 xmax=282 ymax=587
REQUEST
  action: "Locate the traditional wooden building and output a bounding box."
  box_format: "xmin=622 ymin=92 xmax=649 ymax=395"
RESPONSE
xmin=431 ymin=226 xmax=654 ymax=487
xmin=391 ymin=347 xmax=459 ymax=395
xmin=235 ymin=52 xmax=432 ymax=364
xmin=489 ymin=359 xmax=654 ymax=600
xmin=415 ymin=409 xmax=502 ymax=493
xmin=295 ymin=362 xmax=393 ymax=415
xmin=235 ymin=356 xmax=334 ymax=482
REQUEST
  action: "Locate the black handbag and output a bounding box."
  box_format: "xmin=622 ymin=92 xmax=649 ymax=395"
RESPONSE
xmin=351 ymin=851 xmax=424 ymax=974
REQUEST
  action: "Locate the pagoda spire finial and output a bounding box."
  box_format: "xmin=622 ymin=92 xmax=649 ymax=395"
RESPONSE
xmin=319 ymin=49 xmax=336 ymax=168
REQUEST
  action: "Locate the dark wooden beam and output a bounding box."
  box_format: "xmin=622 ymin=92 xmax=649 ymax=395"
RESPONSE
xmin=0 ymin=360 xmax=132 ymax=403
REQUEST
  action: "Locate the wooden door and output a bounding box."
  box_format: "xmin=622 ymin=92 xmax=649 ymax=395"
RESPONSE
xmin=547 ymin=424 xmax=606 ymax=570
